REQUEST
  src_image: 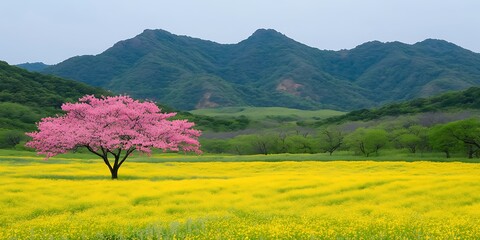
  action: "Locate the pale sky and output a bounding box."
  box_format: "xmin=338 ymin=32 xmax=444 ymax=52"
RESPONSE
xmin=1 ymin=0 xmax=479 ymax=65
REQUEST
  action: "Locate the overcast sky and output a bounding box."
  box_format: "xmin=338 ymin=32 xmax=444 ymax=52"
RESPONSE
xmin=1 ymin=0 xmax=479 ymax=65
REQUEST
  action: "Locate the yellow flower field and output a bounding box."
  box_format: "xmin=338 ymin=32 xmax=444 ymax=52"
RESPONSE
xmin=1 ymin=155 xmax=480 ymax=239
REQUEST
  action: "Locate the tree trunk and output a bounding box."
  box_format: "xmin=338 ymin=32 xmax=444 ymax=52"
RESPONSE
xmin=359 ymin=143 xmax=366 ymax=157
xmin=467 ymin=145 xmax=474 ymax=159
xmin=445 ymin=150 xmax=450 ymax=158
xmin=110 ymin=165 xmax=119 ymax=179
xmin=85 ymin=146 xmax=136 ymax=180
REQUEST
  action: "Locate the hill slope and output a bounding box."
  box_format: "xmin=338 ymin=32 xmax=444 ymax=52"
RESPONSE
xmin=319 ymin=87 xmax=480 ymax=125
xmin=0 ymin=61 xmax=109 ymax=130
xmin=43 ymin=29 xmax=480 ymax=110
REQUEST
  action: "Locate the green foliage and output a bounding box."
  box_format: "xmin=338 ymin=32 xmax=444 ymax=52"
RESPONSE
xmin=0 ymin=129 xmax=27 ymax=148
xmin=191 ymin=107 xmax=344 ymax=121
xmin=438 ymin=119 xmax=480 ymax=158
xmin=0 ymin=103 xmax=40 ymax=130
xmin=0 ymin=61 xmax=253 ymax=141
xmin=194 ymin=116 xmax=480 ymax=158
xmin=391 ymin=125 xmax=429 ymax=154
xmin=0 ymin=61 xmax=110 ymax=144
xmin=227 ymin=135 xmax=259 ymax=155
xmin=317 ymin=127 xmax=345 ymax=155
xmin=320 ymin=87 xmax=480 ymax=125
xmin=0 ymin=61 xmax=109 ymax=111
xmin=181 ymin=113 xmax=250 ymax=132
xmin=284 ymin=134 xmax=316 ymax=154
xmin=190 ymin=107 xmax=344 ymax=130
xmin=444 ymin=119 xmax=480 ymax=145
xmin=397 ymin=134 xmax=422 ymax=153
xmin=43 ymin=29 xmax=480 ymax=111
xmin=345 ymin=128 xmax=389 ymax=157
xmin=199 ymin=139 xmax=232 ymax=154
xmin=213 ymin=131 xmax=318 ymax=155
xmin=428 ymin=124 xmax=463 ymax=158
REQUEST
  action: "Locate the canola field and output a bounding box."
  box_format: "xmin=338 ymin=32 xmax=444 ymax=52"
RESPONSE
xmin=1 ymin=154 xmax=480 ymax=239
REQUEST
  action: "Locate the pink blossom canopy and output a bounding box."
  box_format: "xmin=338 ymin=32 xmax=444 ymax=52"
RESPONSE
xmin=26 ymin=95 xmax=201 ymax=158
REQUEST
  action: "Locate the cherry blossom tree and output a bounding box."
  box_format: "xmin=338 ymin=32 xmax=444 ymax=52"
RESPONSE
xmin=26 ymin=95 xmax=201 ymax=179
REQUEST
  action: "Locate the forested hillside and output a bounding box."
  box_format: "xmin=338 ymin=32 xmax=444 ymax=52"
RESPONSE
xmin=318 ymin=87 xmax=480 ymax=125
xmin=43 ymin=29 xmax=480 ymax=110
xmin=0 ymin=61 xmax=109 ymax=132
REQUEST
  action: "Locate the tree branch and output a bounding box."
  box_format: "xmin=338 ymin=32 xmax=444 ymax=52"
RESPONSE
xmin=107 ymin=149 xmax=119 ymax=159
xmin=86 ymin=145 xmax=113 ymax=171
xmin=99 ymin=146 xmax=113 ymax=171
xmin=85 ymin=145 xmax=105 ymax=159
xmin=118 ymin=148 xmax=135 ymax=167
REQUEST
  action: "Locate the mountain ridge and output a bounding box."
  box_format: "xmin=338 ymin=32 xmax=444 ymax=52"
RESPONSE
xmin=42 ymin=29 xmax=480 ymax=110
xmin=16 ymin=62 xmax=50 ymax=72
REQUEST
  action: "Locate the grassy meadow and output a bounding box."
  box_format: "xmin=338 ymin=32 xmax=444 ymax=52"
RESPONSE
xmin=190 ymin=107 xmax=344 ymax=121
xmin=1 ymin=151 xmax=480 ymax=239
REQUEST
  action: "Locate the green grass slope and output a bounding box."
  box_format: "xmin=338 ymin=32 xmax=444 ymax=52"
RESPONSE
xmin=191 ymin=106 xmax=344 ymax=121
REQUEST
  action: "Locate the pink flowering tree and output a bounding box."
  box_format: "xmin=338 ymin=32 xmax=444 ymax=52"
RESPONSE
xmin=26 ymin=95 xmax=201 ymax=179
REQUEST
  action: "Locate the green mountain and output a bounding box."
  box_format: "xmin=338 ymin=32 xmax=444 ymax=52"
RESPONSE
xmin=0 ymin=61 xmax=109 ymax=130
xmin=43 ymin=29 xmax=480 ymax=110
xmin=319 ymin=87 xmax=480 ymax=125
xmin=16 ymin=62 xmax=50 ymax=72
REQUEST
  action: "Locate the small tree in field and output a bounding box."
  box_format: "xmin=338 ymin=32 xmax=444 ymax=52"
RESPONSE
xmin=346 ymin=128 xmax=388 ymax=157
xmin=318 ymin=127 xmax=344 ymax=155
xmin=26 ymin=95 xmax=201 ymax=179
xmin=428 ymin=124 xmax=461 ymax=158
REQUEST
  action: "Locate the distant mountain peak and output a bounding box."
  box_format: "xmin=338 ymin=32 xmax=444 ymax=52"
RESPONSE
xmin=134 ymin=28 xmax=179 ymax=42
xmin=252 ymin=28 xmax=283 ymax=36
xmin=16 ymin=62 xmax=50 ymax=72
xmin=245 ymin=28 xmax=291 ymax=42
xmin=142 ymin=28 xmax=171 ymax=34
xmin=139 ymin=29 xmax=174 ymax=38
xmin=418 ymin=38 xmax=453 ymax=45
xmin=414 ymin=38 xmax=461 ymax=51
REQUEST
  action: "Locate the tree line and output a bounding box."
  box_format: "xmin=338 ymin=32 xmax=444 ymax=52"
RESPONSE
xmin=201 ymin=118 xmax=480 ymax=158
xmin=2 ymin=110 xmax=479 ymax=159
